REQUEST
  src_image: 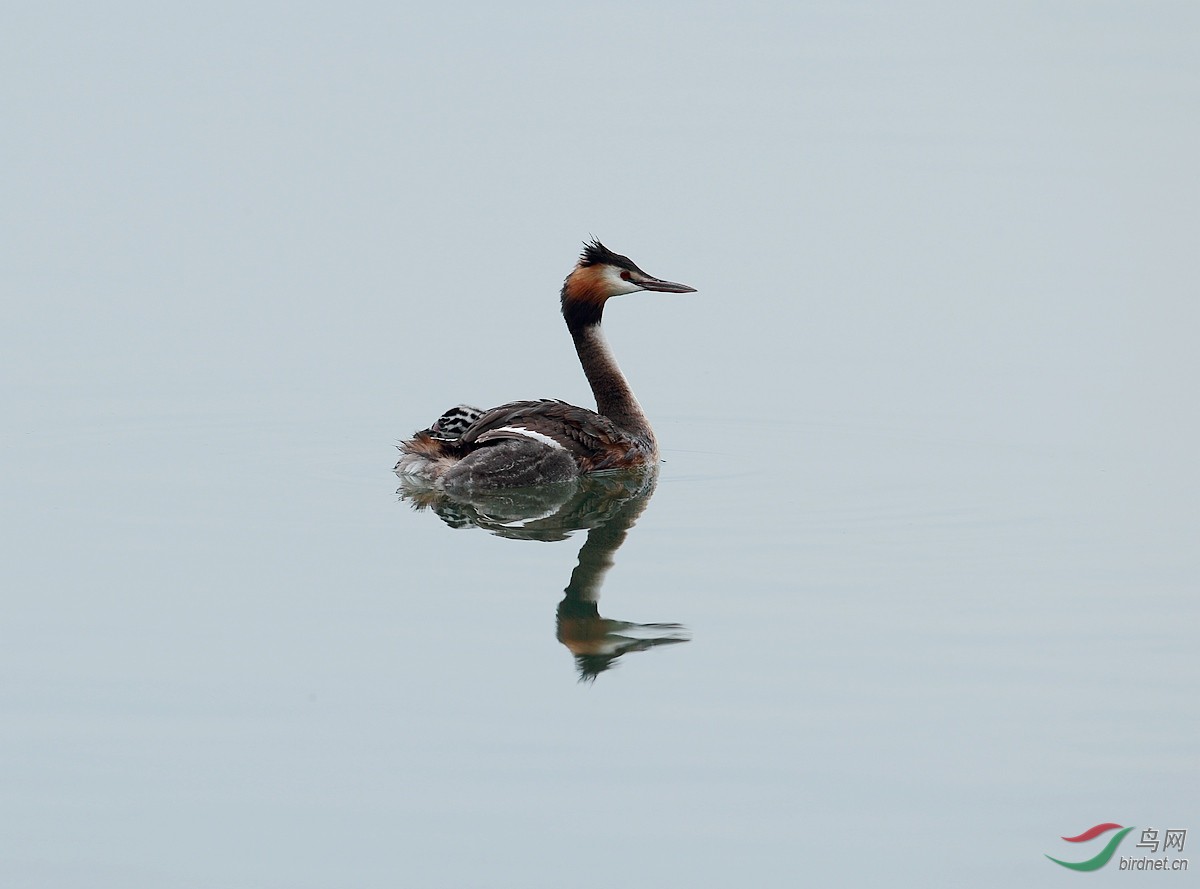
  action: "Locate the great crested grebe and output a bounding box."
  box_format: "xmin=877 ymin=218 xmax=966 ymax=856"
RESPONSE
xmin=395 ymin=240 xmax=696 ymax=489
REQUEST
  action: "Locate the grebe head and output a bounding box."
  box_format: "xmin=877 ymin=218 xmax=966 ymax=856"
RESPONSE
xmin=562 ymin=240 xmax=696 ymax=312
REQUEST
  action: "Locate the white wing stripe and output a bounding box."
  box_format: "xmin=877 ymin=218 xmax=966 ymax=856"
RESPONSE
xmin=488 ymin=425 xmax=568 ymax=451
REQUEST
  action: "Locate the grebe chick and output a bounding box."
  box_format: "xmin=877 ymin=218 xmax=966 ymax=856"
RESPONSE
xmin=395 ymin=240 xmax=696 ymax=490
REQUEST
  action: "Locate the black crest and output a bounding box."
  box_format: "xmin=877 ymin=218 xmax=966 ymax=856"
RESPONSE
xmin=579 ymin=239 xmax=644 ymax=274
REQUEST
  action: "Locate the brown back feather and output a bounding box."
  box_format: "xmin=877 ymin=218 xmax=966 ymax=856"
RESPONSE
xmin=462 ymin=400 xmax=648 ymax=472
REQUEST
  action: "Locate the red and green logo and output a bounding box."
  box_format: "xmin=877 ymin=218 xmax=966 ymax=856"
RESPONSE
xmin=1046 ymin=823 xmax=1134 ymax=871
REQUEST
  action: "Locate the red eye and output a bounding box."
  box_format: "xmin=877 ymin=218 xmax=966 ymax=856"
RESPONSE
xmin=619 ymin=271 xmax=631 ymax=281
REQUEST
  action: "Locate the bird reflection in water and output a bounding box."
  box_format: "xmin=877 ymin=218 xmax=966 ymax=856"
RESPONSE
xmin=398 ymin=467 xmax=688 ymax=680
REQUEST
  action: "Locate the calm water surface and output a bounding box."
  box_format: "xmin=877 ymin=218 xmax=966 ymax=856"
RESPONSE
xmin=4 ymin=2 xmax=1197 ymax=886
xmin=2 ymin=393 xmax=1194 ymax=887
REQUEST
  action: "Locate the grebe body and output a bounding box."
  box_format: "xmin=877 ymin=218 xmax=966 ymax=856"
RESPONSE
xmin=395 ymin=241 xmax=695 ymax=490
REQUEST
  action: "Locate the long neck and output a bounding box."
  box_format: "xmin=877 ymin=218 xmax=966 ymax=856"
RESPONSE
xmin=563 ymin=302 xmax=654 ymax=440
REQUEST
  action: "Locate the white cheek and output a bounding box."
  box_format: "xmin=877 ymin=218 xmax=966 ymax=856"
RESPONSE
xmin=601 ymin=265 xmax=643 ymax=295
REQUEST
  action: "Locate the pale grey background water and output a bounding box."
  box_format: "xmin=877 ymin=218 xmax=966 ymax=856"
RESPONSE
xmin=3 ymin=2 xmax=1197 ymax=886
